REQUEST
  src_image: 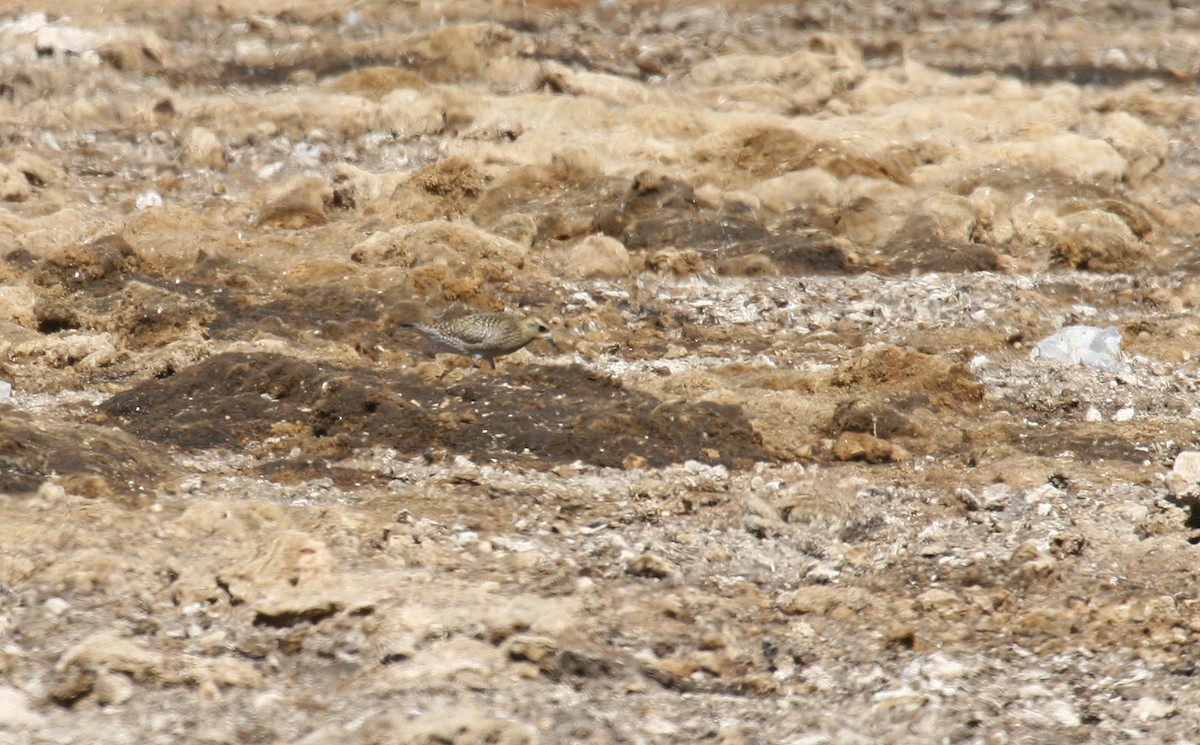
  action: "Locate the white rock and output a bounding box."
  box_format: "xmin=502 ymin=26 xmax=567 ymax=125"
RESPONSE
xmin=642 ymin=717 xmax=679 ymax=735
xmin=44 ymin=597 xmax=70 ymax=615
xmin=980 ymin=482 xmax=1016 ymax=511
xmin=1167 ymin=451 xmax=1200 ymax=496
xmin=953 ymin=487 xmax=981 ymax=511
xmin=787 ymin=736 xmax=834 ymax=745
xmin=94 ymin=670 xmax=134 ymax=706
xmin=921 ymin=652 xmax=969 ymax=680
xmin=1044 ymin=699 xmax=1082 ymax=727
xmin=257 ymin=162 xmax=285 ymax=180
xmin=1017 ymin=683 xmax=1053 ymax=698
xmin=1034 ymin=325 xmax=1129 ymax=373
xmin=135 ymin=191 xmax=163 ymax=209
xmin=1130 ymin=696 xmax=1175 ymax=721
xmin=1017 ymin=695 xmax=1081 ymax=728
xmin=0 ymin=686 xmax=44 ymax=729
xmin=1113 ymin=407 xmax=1135 ymax=422
xmin=1122 ymin=503 xmax=1149 ymax=523
xmin=872 ymin=685 xmax=925 ymax=710
xmin=36 ymin=482 xmax=66 ymax=501
xmin=35 ymin=24 xmax=100 ymax=57
xmin=1024 ymin=484 xmax=1064 ymax=504
xmin=805 ymin=563 xmax=842 ymax=583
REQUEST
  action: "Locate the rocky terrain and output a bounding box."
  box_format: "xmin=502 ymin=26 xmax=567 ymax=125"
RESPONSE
xmin=4 ymin=0 xmax=1200 ymax=742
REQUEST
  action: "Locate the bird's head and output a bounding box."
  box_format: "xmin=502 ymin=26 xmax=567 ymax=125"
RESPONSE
xmin=520 ymin=315 xmax=560 ymax=351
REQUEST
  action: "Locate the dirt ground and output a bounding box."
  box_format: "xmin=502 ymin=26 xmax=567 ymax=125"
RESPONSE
xmin=4 ymin=1 xmax=1200 ymax=742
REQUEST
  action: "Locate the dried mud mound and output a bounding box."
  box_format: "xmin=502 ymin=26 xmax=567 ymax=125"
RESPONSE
xmin=101 ymin=352 xmax=766 ymax=467
xmin=0 ymin=409 xmax=169 ymax=499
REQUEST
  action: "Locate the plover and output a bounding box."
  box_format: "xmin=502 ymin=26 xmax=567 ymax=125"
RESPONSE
xmin=406 ymin=312 xmax=559 ymax=369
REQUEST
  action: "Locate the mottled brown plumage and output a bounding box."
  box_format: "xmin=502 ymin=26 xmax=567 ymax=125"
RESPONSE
xmin=408 ymin=312 xmax=557 ymax=369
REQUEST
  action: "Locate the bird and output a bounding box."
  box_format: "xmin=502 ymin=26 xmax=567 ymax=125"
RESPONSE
xmin=405 ymin=312 xmax=559 ymax=369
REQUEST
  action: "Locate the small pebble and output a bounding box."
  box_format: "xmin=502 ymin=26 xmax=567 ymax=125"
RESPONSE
xmin=44 ymin=597 xmax=70 ymax=616
xmin=980 ymin=483 xmax=1016 ymax=511
xmin=135 ymin=191 xmax=163 ymax=209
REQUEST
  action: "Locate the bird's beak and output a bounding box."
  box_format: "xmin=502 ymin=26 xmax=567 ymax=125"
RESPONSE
xmin=545 ymin=336 xmax=561 ymax=353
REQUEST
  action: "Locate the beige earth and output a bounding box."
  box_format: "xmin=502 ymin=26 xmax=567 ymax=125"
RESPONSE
xmin=4 ymin=1 xmax=1200 ymax=742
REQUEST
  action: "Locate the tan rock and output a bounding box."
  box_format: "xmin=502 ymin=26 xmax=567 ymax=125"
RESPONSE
xmin=379 ymin=88 xmax=462 ymax=138
xmin=108 ymin=280 xmax=216 ymax=346
xmin=917 ymin=588 xmax=961 ymax=612
xmin=322 ymin=66 xmax=427 ymax=99
xmin=489 ymin=213 xmax=538 ymax=246
xmin=778 ymin=586 xmax=872 ymax=615
xmin=967 ymin=186 xmax=1015 ymax=244
xmin=331 ymin=162 xmax=408 ymax=208
xmin=752 ymin=168 xmax=841 ymax=213
xmin=217 ymin=531 xmax=381 ymax=623
xmin=407 ymin=23 xmax=516 ymax=81
xmin=904 ymin=193 xmax=976 ymax=243
xmin=1051 ymin=209 xmax=1141 ymax=272
xmin=999 ymin=133 xmax=1127 ymax=183
xmin=542 ymin=63 xmax=651 ymax=105
xmin=1100 ymin=111 xmax=1167 ymax=186
xmin=257 ymin=176 xmax=331 ymax=228
xmin=14 ymin=331 xmax=119 ymax=369
xmin=97 ymin=26 xmax=171 ymax=70
xmin=182 ymin=126 xmax=226 ymax=170
xmin=360 ymin=706 xmax=535 ymax=745
xmin=0 ymin=164 xmax=29 ymax=201
xmin=717 ymin=253 xmax=778 ymax=276
xmin=831 ymin=431 xmax=903 ymax=463
xmin=191 ymin=91 xmax=381 ymax=138
xmin=643 ymin=248 xmax=706 ymax=275
xmin=563 ymin=235 xmax=632 ymax=278
xmin=93 ymin=670 xmax=134 ymax=706
xmin=57 ymin=633 xmax=163 ymax=680
xmin=350 ymin=220 xmax=529 ymax=270
xmin=626 ymin=553 xmax=678 ymax=579
xmin=685 ymin=37 xmax=865 ymax=93
xmin=0 ymin=285 xmax=36 ymax=328
xmin=10 ymin=151 xmax=62 ymax=186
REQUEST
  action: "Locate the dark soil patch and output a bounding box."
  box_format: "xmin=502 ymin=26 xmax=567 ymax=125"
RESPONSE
xmin=100 ymin=353 xmax=436 ymax=450
xmin=1018 ymin=426 xmax=1155 ymax=464
xmin=0 ymin=409 xmax=170 ymax=497
xmin=100 ymin=353 xmax=769 ymax=467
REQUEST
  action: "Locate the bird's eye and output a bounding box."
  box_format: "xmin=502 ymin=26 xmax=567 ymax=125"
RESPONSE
xmin=537 ymin=324 xmax=548 ymax=332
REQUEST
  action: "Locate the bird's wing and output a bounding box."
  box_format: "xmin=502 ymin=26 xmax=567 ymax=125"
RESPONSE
xmin=445 ymin=324 xmax=496 ymax=346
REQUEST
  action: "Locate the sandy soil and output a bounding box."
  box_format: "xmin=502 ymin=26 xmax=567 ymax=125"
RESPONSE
xmin=4 ymin=1 xmax=1200 ymax=743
